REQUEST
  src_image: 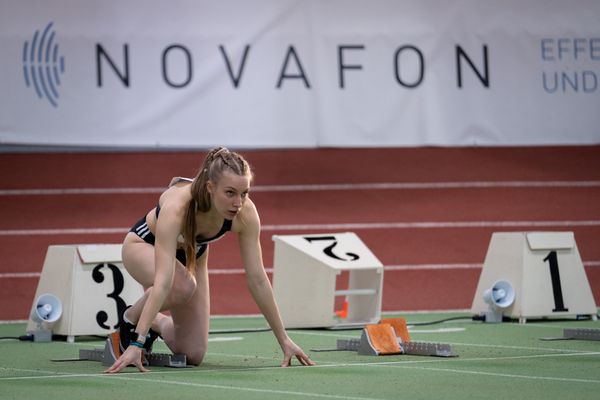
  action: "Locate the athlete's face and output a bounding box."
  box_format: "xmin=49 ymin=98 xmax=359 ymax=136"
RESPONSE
xmin=207 ymin=170 xmax=250 ymax=219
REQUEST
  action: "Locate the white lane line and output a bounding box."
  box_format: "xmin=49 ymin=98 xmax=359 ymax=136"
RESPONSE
xmin=0 ymin=187 xmax=163 ymax=196
xmin=2 ymin=351 xmax=599 ymax=387
xmin=0 ymin=370 xmax=99 ymax=381
xmin=0 ymin=272 xmax=41 ymax=278
xmin=384 ymin=263 xmax=482 ymax=271
xmin=409 ymin=327 xmax=466 ymax=333
xmin=2 ymin=261 xmax=599 ymax=280
xmin=442 ymin=341 xmax=597 ymax=354
xmin=385 ymin=260 xmax=600 ymax=270
xmin=0 ymin=369 xmax=385 ymax=400
xmin=0 ymin=227 xmax=128 ymax=236
xmin=1 ymin=180 xmax=599 ymax=196
xmin=157 ymin=350 xmax=600 ymax=366
xmin=208 ymin=336 xmax=243 ymax=343
xmin=257 ymin=181 xmax=600 ymax=191
xmin=290 ymin=332 xmax=600 ymax=355
xmin=1 ymin=219 xmax=600 ymax=237
xmin=108 ymin=375 xmax=386 ymax=400
xmin=263 ymin=220 xmax=600 ymax=231
xmin=391 ymin=363 xmax=600 ymax=384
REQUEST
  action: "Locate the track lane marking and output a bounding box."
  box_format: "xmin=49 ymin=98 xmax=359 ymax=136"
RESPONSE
xmin=2 ymin=350 xmax=599 ymax=387
xmin=1 ymin=180 xmax=599 ymax=196
xmin=1 ymin=219 xmax=600 ymax=237
xmin=2 ymin=261 xmax=599 ymax=279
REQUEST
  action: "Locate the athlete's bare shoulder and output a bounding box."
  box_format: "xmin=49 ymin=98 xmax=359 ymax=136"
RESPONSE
xmin=231 ymin=197 xmax=260 ymax=234
xmin=168 ymin=176 xmax=193 ymax=187
xmin=158 ymin=182 xmax=192 ymax=220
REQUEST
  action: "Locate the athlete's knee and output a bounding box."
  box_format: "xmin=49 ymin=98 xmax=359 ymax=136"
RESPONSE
xmin=185 ymin=346 xmax=206 ymax=366
xmin=170 ymin=276 xmax=197 ymax=305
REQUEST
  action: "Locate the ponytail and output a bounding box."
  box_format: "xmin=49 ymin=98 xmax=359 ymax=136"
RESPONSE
xmin=181 ymin=147 xmax=252 ymax=274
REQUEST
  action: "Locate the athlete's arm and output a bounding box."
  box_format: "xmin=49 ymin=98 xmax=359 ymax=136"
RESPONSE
xmin=237 ymin=200 xmax=314 ymax=367
xmin=105 ymin=199 xmax=182 ymax=374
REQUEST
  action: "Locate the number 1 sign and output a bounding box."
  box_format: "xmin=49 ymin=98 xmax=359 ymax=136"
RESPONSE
xmin=26 ymin=245 xmax=143 ymax=342
xmin=272 ymin=232 xmax=384 ymax=329
xmin=470 ymin=232 xmax=597 ymax=323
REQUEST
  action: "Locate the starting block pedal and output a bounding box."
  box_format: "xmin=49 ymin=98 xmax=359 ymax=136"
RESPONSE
xmin=334 ymin=317 xmax=456 ymax=357
xmin=78 ymin=337 xmax=189 ymax=368
xmin=358 ymin=323 xmax=401 ymax=355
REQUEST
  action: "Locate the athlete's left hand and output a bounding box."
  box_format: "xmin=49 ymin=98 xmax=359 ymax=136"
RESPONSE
xmin=280 ymin=338 xmax=315 ymax=367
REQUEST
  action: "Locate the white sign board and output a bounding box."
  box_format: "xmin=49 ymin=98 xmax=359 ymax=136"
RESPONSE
xmin=272 ymin=232 xmax=383 ymax=328
xmin=26 ymin=245 xmax=144 ymax=341
xmin=471 ymin=232 xmax=597 ymax=323
xmin=1 ymin=0 xmax=599 ymax=148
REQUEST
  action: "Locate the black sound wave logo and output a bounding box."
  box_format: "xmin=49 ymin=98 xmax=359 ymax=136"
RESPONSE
xmin=22 ymin=22 xmax=66 ymax=108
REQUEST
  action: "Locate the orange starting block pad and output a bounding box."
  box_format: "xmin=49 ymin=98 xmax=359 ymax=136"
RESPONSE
xmin=77 ymin=334 xmax=189 ymax=368
xmin=335 ymin=318 xmax=456 ymax=357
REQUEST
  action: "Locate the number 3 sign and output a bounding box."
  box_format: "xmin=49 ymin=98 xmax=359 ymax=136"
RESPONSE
xmin=470 ymin=232 xmax=597 ymax=323
xmin=26 ymin=245 xmax=143 ymax=342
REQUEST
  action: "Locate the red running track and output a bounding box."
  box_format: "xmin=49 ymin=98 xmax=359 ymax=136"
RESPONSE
xmin=0 ymin=146 xmax=599 ymax=320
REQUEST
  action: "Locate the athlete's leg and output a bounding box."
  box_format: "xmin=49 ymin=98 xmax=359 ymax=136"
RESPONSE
xmin=158 ymin=249 xmax=210 ymax=365
xmin=120 ymin=232 xmax=198 ymax=329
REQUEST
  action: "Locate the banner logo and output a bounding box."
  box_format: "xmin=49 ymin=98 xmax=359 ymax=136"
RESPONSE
xmin=22 ymin=22 xmax=66 ymax=107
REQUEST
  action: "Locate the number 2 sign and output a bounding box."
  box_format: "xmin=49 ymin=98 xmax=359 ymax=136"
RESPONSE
xmin=304 ymin=236 xmax=360 ymax=262
xmin=272 ymin=232 xmax=384 ymax=328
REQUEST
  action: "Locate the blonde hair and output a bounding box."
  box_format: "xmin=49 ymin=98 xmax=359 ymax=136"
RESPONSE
xmin=182 ymin=147 xmax=252 ymax=274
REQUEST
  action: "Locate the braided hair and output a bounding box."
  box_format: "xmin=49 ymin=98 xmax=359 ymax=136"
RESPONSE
xmin=181 ymin=147 xmax=252 ymax=274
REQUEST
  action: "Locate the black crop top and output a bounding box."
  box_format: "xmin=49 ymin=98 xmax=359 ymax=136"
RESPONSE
xmin=155 ymin=204 xmax=232 ymax=245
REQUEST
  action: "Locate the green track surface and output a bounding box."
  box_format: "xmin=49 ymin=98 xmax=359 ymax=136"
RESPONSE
xmin=2 ymin=312 xmax=599 ymax=400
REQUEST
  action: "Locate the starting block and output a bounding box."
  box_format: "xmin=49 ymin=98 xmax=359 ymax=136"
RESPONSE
xmin=563 ymin=328 xmax=600 ymax=341
xmin=78 ymin=335 xmax=189 ymax=368
xmin=541 ymin=328 xmax=600 ymax=342
xmin=333 ymin=318 xmax=456 ymax=357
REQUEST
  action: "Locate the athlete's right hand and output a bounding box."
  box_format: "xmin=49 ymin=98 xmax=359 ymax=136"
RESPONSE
xmin=104 ymin=345 xmax=149 ymax=374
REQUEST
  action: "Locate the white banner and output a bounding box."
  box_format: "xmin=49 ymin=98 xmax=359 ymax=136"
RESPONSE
xmin=0 ymin=0 xmax=599 ymax=148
